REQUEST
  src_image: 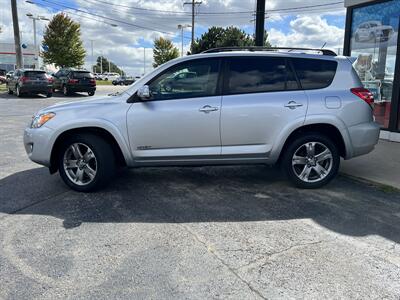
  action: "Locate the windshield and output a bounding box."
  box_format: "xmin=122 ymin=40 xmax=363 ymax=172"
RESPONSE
xmin=24 ymin=71 xmax=46 ymax=79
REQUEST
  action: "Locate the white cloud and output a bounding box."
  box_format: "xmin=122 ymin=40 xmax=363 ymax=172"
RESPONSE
xmin=268 ymin=15 xmax=345 ymax=50
xmin=0 ymin=0 xmax=346 ymax=75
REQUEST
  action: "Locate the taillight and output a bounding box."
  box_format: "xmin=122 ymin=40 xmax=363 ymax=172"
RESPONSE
xmin=68 ymin=79 xmax=79 ymax=84
xmin=351 ymin=87 xmax=374 ymax=108
xmin=48 ymin=77 xmax=53 ymax=84
xmin=89 ymin=78 xmax=96 ymax=84
xmin=20 ymin=76 xmax=28 ymax=83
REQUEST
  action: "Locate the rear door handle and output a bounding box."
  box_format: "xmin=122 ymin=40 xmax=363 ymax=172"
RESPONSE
xmin=199 ymin=105 xmax=219 ymax=113
xmin=284 ymin=101 xmax=303 ymax=109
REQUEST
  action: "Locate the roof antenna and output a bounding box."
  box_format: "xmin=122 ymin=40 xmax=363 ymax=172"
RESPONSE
xmin=321 ymin=42 xmax=327 ymax=49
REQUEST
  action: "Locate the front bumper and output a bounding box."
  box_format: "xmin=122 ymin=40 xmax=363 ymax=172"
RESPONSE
xmin=347 ymin=121 xmax=380 ymax=158
xmin=23 ymin=126 xmax=55 ymax=167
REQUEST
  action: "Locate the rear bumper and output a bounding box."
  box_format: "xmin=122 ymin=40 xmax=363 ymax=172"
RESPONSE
xmin=347 ymin=121 xmax=380 ymax=158
xmin=20 ymin=85 xmax=52 ymax=94
xmin=67 ymin=85 xmax=96 ymax=93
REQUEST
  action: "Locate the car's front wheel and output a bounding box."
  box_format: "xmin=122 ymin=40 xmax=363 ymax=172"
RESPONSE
xmin=58 ymin=134 xmax=116 ymax=192
xmin=282 ymin=133 xmax=340 ymax=189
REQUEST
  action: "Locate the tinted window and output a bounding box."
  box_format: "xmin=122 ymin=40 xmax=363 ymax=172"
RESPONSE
xmin=291 ymin=58 xmax=337 ymax=90
xmin=226 ymin=57 xmax=298 ymax=94
xmin=72 ymin=71 xmax=93 ymax=79
xmin=148 ymin=58 xmax=220 ymax=100
xmin=24 ymin=71 xmax=46 ymax=79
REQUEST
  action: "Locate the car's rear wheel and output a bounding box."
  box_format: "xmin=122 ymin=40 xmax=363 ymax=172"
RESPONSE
xmin=282 ymin=133 xmax=340 ymax=189
xmin=47 ymin=92 xmax=53 ymax=98
xmin=88 ymin=91 xmax=95 ymax=96
xmin=58 ymin=134 xmax=116 ymax=192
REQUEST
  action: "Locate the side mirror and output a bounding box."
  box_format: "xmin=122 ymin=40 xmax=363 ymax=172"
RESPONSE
xmin=137 ymin=85 xmax=150 ymax=99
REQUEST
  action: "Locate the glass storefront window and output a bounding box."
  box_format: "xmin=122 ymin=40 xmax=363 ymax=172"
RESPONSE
xmin=350 ymin=0 xmax=399 ymax=129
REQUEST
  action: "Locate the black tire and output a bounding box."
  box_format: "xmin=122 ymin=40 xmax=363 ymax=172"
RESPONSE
xmin=282 ymin=133 xmax=340 ymax=189
xmin=58 ymin=133 xmax=116 ymax=192
xmin=47 ymin=93 xmax=53 ymax=98
xmin=88 ymin=91 xmax=95 ymax=96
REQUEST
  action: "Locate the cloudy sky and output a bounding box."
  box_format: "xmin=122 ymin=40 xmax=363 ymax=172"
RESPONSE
xmin=0 ymin=0 xmax=346 ymax=75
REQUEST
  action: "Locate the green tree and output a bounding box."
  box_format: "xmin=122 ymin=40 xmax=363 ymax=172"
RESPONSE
xmin=152 ymin=37 xmax=179 ymax=68
xmin=41 ymin=13 xmax=86 ymax=68
xmin=92 ymin=56 xmax=124 ymax=75
xmin=191 ymin=26 xmax=271 ymax=54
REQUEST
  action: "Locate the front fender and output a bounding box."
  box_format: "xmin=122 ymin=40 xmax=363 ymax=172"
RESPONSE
xmin=49 ymin=118 xmax=134 ymax=166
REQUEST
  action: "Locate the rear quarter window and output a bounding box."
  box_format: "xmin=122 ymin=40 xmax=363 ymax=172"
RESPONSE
xmin=291 ymin=58 xmax=337 ymax=90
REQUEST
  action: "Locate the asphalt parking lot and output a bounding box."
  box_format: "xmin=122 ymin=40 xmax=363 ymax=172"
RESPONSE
xmin=1 ymin=85 xmax=400 ymax=299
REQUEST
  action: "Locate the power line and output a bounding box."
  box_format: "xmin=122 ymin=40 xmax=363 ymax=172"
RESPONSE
xmin=31 ymin=0 xmax=191 ymax=38
xmin=81 ymin=0 xmax=344 ymax=16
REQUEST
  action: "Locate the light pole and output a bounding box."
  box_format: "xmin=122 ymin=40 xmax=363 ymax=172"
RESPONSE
xmin=177 ymin=24 xmax=191 ymax=57
xmin=90 ymin=40 xmax=94 ymax=73
xmin=26 ymin=13 xmax=49 ymax=69
xmin=143 ymin=47 xmax=146 ymax=75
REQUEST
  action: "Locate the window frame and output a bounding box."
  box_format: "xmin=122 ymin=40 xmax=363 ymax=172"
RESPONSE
xmin=132 ymin=57 xmax=223 ymax=103
xmin=222 ymin=56 xmax=302 ymax=96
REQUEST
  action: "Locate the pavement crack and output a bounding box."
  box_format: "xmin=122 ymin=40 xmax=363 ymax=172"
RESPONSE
xmin=178 ymin=223 xmax=267 ymax=300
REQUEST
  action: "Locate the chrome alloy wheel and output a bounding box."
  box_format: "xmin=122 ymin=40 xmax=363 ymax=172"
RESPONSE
xmin=291 ymin=142 xmax=333 ymax=183
xmin=63 ymin=143 xmax=97 ymax=186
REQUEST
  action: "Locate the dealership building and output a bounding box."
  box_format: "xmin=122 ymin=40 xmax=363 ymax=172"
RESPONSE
xmin=344 ymin=0 xmax=400 ymax=141
xmin=0 ymin=43 xmax=37 ymax=72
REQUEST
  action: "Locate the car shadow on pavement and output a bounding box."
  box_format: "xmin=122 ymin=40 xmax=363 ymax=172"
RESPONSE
xmin=1 ymin=166 xmax=400 ymax=243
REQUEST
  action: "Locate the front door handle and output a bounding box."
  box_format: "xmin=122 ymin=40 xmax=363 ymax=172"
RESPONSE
xmin=199 ymin=105 xmax=219 ymax=113
xmin=284 ymin=101 xmax=303 ymax=109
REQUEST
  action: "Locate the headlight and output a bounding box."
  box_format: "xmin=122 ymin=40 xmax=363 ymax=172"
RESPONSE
xmin=31 ymin=112 xmax=56 ymax=128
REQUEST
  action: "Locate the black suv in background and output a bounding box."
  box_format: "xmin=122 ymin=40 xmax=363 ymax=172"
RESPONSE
xmin=7 ymin=69 xmax=53 ymax=97
xmin=52 ymin=69 xmax=96 ymax=96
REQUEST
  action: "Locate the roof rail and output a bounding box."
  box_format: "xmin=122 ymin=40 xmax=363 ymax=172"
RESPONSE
xmin=201 ymin=46 xmax=337 ymax=56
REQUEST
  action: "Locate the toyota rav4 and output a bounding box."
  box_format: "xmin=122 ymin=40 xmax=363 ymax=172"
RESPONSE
xmin=23 ymin=47 xmax=380 ymax=192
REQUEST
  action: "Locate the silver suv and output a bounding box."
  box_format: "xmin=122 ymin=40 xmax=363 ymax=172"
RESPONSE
xmin=23 ymin=47 xmax=380 ymax=192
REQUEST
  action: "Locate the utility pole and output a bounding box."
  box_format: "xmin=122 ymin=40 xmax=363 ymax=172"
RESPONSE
xmin=100 ymin=54 xmax=103 ymax=74
xmin=255 ymin=0 xmax=266 ymax=46
xmin=184 ymin=0 xmax=202 ymax=50
xmin=11 ymin=0 xmax=23 ymax=68
xmin=177 ymin=24 xmax=191 ymax=57
xmin=90 ymin=40 xmax=94 ymax=72
xmin=143 ymin=47 xmax=146 ymax=75
xmin=109 ymin=60 xmax=111 ymax=73
xmin=26 ymin=14 xmax=49 ymax=69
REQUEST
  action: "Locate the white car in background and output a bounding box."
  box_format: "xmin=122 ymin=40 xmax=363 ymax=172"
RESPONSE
xmin=354 ymin=21 xmax=394 ymax=42
xmin=102 ymin=72 xmax=120 ymax=81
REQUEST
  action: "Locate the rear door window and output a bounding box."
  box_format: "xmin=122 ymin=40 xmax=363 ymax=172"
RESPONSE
xmin=291 ymin=58 xmax=337 ymax=90
xmin=225 ymin=57 xmax=299 ymax=95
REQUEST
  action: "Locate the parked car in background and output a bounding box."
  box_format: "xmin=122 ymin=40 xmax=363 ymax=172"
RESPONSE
xmin=52 ymin=69 xmax=96 ymax=96
xmin=0 ymin=75 xmax=6 ymax=84
xmin=23 ymin=47 xmax=380 ymax=192
xmin=354 ymin=21 xmax=394 ymax=42
xmin=7 ymin=69 xmax=53 ymax=97
xmin=94 ymin=73 xmax=103 ymax=80
xmin=102 ymin=72 xmax=120 ymax=81
xmin=112 ymin=76 xmax=135 ymax=86
xmin=6 ymin=71 xmax=14 ymax=80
